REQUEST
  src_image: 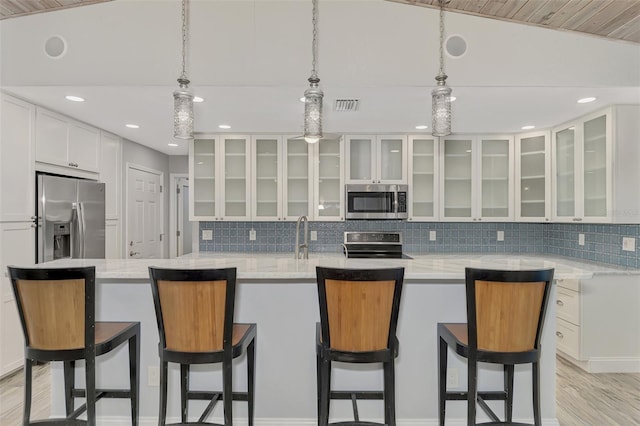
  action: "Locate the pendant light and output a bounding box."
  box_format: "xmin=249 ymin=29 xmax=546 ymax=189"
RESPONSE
xmin=432 ymin=0 xmax=452 ymax=137
xmin=303 ymin=0 xmax=323 ymax=144
xmin=173 ymin=0 xmax=194 ymax=140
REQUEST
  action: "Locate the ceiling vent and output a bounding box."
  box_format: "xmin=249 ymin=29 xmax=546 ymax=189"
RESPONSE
xmin=334 ymin=99 xmax=359 ymax=112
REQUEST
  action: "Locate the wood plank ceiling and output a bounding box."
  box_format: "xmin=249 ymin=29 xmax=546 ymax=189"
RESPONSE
xmin=388 ymin=0 xmax=640 ymax=44
xmin=0 ymin=0 xmax=112 ymax=20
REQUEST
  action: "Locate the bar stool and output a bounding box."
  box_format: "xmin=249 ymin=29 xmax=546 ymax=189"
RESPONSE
xmin=315 ymin=266 xmax=405 ymax=426
xmin=7 ymin=266 xmax=140 ymax=425
xmin=438 ymin=267 xmax=555 ymax=426
xmin=148 ymin=267 xmax=257 ymax=426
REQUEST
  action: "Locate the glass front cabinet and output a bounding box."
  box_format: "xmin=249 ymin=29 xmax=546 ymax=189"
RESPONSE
xmin=346 ymin=135 xmax=407 ymax=184
xmin=515 ymin=131 xmax=551 ymax=222
xmin=439 ymin=135 xmax=514 ymax=222
xmin=408 ymin=136 xmax=438 ymax=221
xmin=313 ymin=136 xmax=345 ymax=221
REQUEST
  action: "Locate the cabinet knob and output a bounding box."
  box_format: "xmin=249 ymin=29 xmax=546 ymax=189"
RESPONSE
xmin=129 ymin=251 xmax=140 ymax=257
xmin=545 ymin=218 xmax=549 ymax=221
xmin=556 ymin=331 xmax=564 ymax=338
xmin=30 ymin=223 xmax=37 ymax=228
xmin=556 ymin=300 xmax=564 ymax=306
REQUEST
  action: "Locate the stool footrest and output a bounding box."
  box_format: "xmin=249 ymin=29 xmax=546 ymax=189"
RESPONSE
xmin=330 ymin=391 xmax=384 ymax=400
xmin=444 ymin=390 xmax=507 ymax=401
xmin=71 ymin=389 xmax=132 ymax=398
xmin=186 ymin=390 xmax=249 ymax=401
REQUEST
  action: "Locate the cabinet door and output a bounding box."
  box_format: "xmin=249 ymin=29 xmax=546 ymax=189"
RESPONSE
xmin=553 ymin=125 xmax=578 ymax=221
xmin=100 ymin=132 xmax=122 ymax=220
xmin=252 ymin=136 xmax=282 ymax=221
xmin=190 ymin=138 xmax=218 ymax=220
xmin=346 ymin=135 xmax=375 ymax=183
xmin=35 ymin=107 xmax=68 ymax=167
xmin=377 ymin=135 xmax=407 ymax=183
xmin=0 ymin=222 xmax=32 ymax=376
xmin=440 ymin=137 xmax=473 ymax=220
xmin=284 ymin=137 xmax=313 ymax=220
xmin=516 ymin=131 xmax=550 ymax=222
xmin=478 ymin=136 xmax=513 ymax=221
xmin=314 ymin=137 xmax=344 ymax=220
xmin=408 ymin=136 xmax=438 ymax=220
xmin=0 ymin=94 xmax=35 ymax=222
xmin=220 ymin=136 xmax=251 ymax=220
xmin=68 ymin=121 xmax=100 ymax=172
xmin=105 ymin=219 xmax=121 ymax=259
xmin=582 ymin=113 xmax=610 ymax=220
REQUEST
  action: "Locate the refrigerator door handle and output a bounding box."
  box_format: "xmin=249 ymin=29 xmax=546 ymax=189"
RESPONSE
xmin=71 ymin=204 xmax=79 ymax=258
xmin=78 ymin=202 xmax=86 ymax=258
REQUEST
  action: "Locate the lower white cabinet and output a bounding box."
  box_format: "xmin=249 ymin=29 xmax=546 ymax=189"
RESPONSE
xmin=0 ymin=222 xmax=32 ymax=377
xmin=105 ymin=219 xmax=121 ymax=259
xmin=555 ymin=276 xmax=640 ymax=373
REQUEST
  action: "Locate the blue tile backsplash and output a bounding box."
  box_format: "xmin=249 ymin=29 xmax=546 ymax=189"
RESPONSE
xmin=199 ymin=221 xmax=640 ymax=269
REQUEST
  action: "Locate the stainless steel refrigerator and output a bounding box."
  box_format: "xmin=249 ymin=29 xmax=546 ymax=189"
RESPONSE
xmin=36 ymin=173 xmax=106 ymax=263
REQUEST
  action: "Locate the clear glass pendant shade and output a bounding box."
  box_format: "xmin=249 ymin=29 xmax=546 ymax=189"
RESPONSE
xmin=174 ymin=79 xmax=194 ymax=140
xmin=304 ymin=83 xmax=323 ymax=144
xmin=431 ymin=84 xmax=452 ymax=137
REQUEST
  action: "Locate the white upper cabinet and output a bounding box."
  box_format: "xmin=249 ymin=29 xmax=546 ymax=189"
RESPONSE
xmin=190 ymin=137 xmax=219 ymax=220
xmin=346 ymin=135 xmax=407 ymax=184
xmin=515 ymin=131 xmax=551 ymax=222
xmin=221 ymin=136 xmax=251 ymax=220
xmin=440 ymin=135 xmax=514 ymax=222
xmin=313 ymin=136 xmax=345 ymax=221
xmin=0 ymin=94 xmax=35 ymax=222
xmin=35 ymin=107 xmax=100 ymax=173
xmin=408 ymin=136 xmax=438 ymax=221
xmin=284 ymin=137 xmax=314 ymax=220
xmin=552 ymin=106 xmax=640 ymax=223
xmin=100 ymin=131 xmax=122 ymax=220
xmin=252 ymin=135 xmax=283 ymax=221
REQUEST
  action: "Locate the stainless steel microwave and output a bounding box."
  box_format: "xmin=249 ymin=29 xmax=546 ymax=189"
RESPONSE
xmin=345 ymin=184 xmax=408 ymax=220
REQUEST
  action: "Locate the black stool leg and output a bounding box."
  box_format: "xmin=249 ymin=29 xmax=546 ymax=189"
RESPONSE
xmin=129 ymin=332 xmax=140 ymax=426
xmin=383 ymin=359 xmax=396 ymax=426
xmin=180 ymin=364 xmax=190 ymax=423
xmin=532 ymin=361 xmax=542 ymax=426
xmin=438 ymin=336 xmax=448 ymax=426
xmin=23 ymin=359 xmax=33 ymax=425
xmin=86 ymin=354 xmax=97 ymax=426
xmin=319 ymin=358 xmax=331 ymax=426
xmin=247 ymin=338 xmax=256 ymax=426
xmin=159 ymin=360 xmax=169 ymax=426
xmin=63 ymin=360 xmax=75 ymax=417
xmin=316 ymin=351 xmax=321 ymax=424
xmin=223 ymin=351 xmax=233 ymax=426
xmin=504 ymin=364 xmax=514 ymax=423
xmin=467 ymin=356 xmax=478 ymax=426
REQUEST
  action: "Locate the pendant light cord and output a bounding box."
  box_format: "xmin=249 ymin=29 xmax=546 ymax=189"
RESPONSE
xmin=438 ymin=0 xmax=445 ymax=77
xmin=310 ymin=0 xmax=319 ymax=82
xmin=180 ymin=0 xmax=190 ymax=82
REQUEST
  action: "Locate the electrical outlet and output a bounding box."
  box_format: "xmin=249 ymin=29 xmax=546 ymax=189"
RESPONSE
xmin=202 ymin=229 xmax=213 ymax=241
xmin=249 ymin=229 xmax=256 ymax=241
xmin=446 ymin=368 xmax=459 ymax=388
xmin=578 ymin=233 xmax=585 ymax=246
xmin=148 ymin=366 xmax=159 ymax=387
xmin=497 ymin=230 xmax=504 ymax=241
xmin=310 ymin=230 xmax=318 ymax=241
xmin=622 ymin=237 xmax=636 ymax=252
xmin=429 ymin=230 xmax=437 ymax=241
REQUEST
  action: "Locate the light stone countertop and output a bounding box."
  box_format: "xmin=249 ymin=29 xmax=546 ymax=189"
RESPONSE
xmin=29 ymin=253 xmax=640 ymax=281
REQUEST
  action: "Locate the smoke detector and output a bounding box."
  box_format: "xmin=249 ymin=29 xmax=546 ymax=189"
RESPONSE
xmin=334 ymin=99 xmax=359 ymax=112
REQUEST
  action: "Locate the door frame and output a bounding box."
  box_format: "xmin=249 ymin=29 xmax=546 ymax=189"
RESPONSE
xmin=125 ymin=162 xmax=165 ymax=259
xmin=169 ymin=173 xmax=197 ymax=258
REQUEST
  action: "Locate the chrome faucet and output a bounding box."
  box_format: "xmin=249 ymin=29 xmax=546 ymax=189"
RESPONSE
xmin=295 ymin=215 xmax=309 ymax=259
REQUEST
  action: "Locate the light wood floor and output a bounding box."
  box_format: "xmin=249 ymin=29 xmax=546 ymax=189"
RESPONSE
xmin=1 ymin=357 xmax=639 ymax=425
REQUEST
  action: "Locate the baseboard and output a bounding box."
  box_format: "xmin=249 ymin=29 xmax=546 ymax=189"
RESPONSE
xmin=559 ymin=352 xmax=640 ymax=373
xmin=96 ymin=416 xmax=560 ymax=425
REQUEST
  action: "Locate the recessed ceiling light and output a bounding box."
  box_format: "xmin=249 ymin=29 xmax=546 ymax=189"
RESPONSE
xmin=299 ymin=97 xmax=306 ymax=102
xmin=65 ymin=95 xmax=85 ymax=102
xmin=168 ymin=143 xmax=179 ymax=147
xmin=448 ymin=96 xmax=457 ymax=102
xmin=193 ymin=96 xmax=204 ymax=103
xmin=577 ymin=97 xmax=596 ymax=104
xmin=218 ymin=124 xmax=231 ymax=129
xmin=390 ymin=149 xmax=400 ymax=153
xmin=521 ymin=125 xmax=535 ymax=130
xmin=415 ymin=125 xmax=428 ymax=130
xmin=125 ymin=124 xmax=140 ymax=129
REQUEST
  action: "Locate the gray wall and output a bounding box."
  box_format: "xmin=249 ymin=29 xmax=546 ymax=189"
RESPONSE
xmin=169 ymin=155 xmax=188 ymax=174
xmin=122 ymin=139 xmax=171 ymax=257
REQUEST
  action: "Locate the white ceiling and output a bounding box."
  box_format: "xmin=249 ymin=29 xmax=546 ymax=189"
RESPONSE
xmin=1 ymin=0 xmax=639 ymax=156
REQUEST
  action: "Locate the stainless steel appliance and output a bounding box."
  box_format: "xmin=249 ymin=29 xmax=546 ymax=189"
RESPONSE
xmin=343 ymin=232 xmax=408 ymax=258
xmin=36 ymin=173 xmax=106 ymax=263
xmin=345 ymin=184 xmax=408 ymax=220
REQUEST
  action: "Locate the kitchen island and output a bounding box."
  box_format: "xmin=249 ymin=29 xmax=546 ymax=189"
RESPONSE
xmin=34 ymin=254 xmax=638 ymax=425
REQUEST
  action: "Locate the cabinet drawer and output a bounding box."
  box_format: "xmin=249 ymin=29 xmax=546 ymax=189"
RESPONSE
xmin=556 ymin=278 xmax=580 ymax=292
xmin=556 ymin=318 xmax=580 ymax=360
xmin=556 ymin=287 xmax=580 ymax=325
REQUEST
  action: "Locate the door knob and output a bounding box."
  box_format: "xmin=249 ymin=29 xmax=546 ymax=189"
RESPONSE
xmin=129 ymin=251 xmax=140 ymax=257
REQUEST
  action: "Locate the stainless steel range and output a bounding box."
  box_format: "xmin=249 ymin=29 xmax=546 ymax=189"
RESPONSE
xmin=343 ymin=232 xmax=409 ymax=259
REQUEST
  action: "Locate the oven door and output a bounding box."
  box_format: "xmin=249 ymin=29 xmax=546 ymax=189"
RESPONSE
xmin=346 ymin=186 xmax=397 ymax=219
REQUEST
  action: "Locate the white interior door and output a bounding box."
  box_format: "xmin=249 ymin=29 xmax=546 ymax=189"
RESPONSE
xmin=127 ymin=166 xmax=162 ymax=259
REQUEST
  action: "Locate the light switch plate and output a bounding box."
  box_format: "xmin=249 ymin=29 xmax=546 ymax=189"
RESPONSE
xmin=497 ymin=230 xmax=504 ymax=241
xmin=622 ymin=237 xmax=636 ymax=252
xmin=249 ymin=229 xmax=256 ymax=241
xmin=429 ymin=230 xmax=437 ymax=241
xmin=202 ymin=229 xmax=213 ymax=241
xmin=578 ymin=234 xmax=585 ymax=246
xmin=310 ymin=231 xmax=318 ymax=241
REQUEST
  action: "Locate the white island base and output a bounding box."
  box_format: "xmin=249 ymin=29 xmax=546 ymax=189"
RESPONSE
xmin=40 ymin=254 xmax=597 ymax=426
